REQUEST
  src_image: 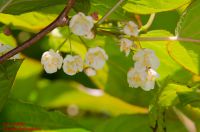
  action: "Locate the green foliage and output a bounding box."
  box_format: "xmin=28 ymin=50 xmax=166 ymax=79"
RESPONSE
xmin=174 ymin=0 xmax=200 ymax=75
xmin=95 ymin=114 xmax=151 ymax=132
xmin=0 ymin=60 xmax=22 ymax=111
xmin=158 ymin=83 xmax=191 ymax=107
xmin=0 ymin=0 xmax=199 ymax=132
xmin=178 ymin=91 xmax=200 ymax=107
xmin=123 ymin=0 xmax=191 ymax=14
xmin=0 ymin=12 xmax=56 ymax=32
xmin=34 ymin=128 xmax=91 ymax=132
xmin=0 ymin=99 xmax=82 ymax=130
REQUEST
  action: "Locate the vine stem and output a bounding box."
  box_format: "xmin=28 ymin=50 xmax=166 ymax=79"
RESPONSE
xmin=139 ymin=13 xmax=156 ymax=32
xmin=0 ymin=0 xmax=76 ymax=64
xmin=97 ymin=0 xmax=125 ymax=25
xmin=0 ymin=0 xmax=13 ymax=12
xmin=136 ymin=36 xmax=200 ymax=43
xmin=98 ymin=29 xmax=200 ymax=43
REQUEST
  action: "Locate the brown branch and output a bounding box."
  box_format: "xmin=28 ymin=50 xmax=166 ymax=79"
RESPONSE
xmin=0 ymin=0 xmax=76 ymax=64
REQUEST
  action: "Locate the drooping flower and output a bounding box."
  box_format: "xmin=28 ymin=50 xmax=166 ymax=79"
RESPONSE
xmin=133 ymin=49 xmax=160 ymax=69
xmin=63 ymin=55 xmax=83 ymax=75
xmin=123 ymin=21 xmax=139 ymax=36
xmin=120 ymin=38 xmax=133 ymax=56
xmin=85 ymin=47 xmax=108 ymax=70
xmin=41 ymin=49 xmax=63 ymax=74
xmin=84 ymin=67 xmax=96 ymax=76
xmin=69 ymin=12 xmax=94 ymax=36
xmin=142 ymin=68 xmax=159 ymax=91
xmin=0 ymin=43 xmax=20 ymax=59
xmin=127 ymin=67 xmax=147 ymax=88
xmin=128 ymin=48 xmax=160 ymax=91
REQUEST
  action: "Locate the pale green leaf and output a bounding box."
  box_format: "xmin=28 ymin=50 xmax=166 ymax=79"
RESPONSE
xmin=123 ymin=0 xmax=191 ymax=14
xmin=174 ymin=0 xmax=200 ymax=75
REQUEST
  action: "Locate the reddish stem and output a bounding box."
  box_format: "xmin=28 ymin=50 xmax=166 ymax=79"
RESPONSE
xmin=0 ymin=0 xmax=76 ymax=64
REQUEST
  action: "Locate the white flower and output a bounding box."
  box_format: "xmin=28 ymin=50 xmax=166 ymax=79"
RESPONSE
xmin=127 ymin=67 xmax=147 ymax=88
xmin=133 ymin=49 xmax=160 ymax=69
xmin=84 ymin=67 xmax=96 ymax=76
xmin=69 ymin=12 xmax=94 ymax=36
xmin=84 ymin=31 xmax=95 ymax=40
xmin=41 ymin=49 xmax=63 ymax=74
xmin=85 ymin=47 xmax=108 ymax=70
xmin=123 ymin=21 xmax=139 ymax=36
xmin=120 ymin=38 xmax=133 ymax=56
xmin=0 ymin=44 xmax=20 ymax=59
xmin=142 ymin=68 xmax=159 ymax=91
xmin=63 ymin=55 xmax=83 ymax=75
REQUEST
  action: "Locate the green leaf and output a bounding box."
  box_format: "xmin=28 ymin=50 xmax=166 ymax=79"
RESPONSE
xmin=167 ymin=42 xmax=199 ymax=75
xmin=34 ymin=128 xmax=91 ymax=132
xmin=158 ymin=83 xmax=192 ymax=107
xmin=0 ymin=0 xmax=66 ymax=14
xmin=0 ymin=99 xmax=81 ymax=130
xmin=123 ymin=0 xmax=191 ymax=14
xmin=73 ymin=0 xmax=90 ymax=14
xmin=35 ymin=80 xmax=147 ymax=116
xmin=173 ymin=0 xmax=200 ymax=75
xmin=95 ymin=114 xmax=151 ymax=132
xmin=0 ymin=60 xmax=22 ymax=111
xmin=0 ymin=12 xmax=57 ymax=32
xmin=178 ymin=91 xmax=200 ymax=107
xmin=0 ymin=0 xmax=91 ymax=15
xmin=90 ymin=0 xmax=132 ymax=21
xmin=0 ymin=28 xmax=16 ymax=46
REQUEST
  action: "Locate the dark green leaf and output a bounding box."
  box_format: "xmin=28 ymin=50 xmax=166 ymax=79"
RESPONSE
xmin=178 ymin=91 xmax=200 ymax=107
xmin=0 ymin=60 xmax=22 ymax=111
xmin=95 ymin=114 xmax=151 ymax=132
xmin=0 ymin=99 xmax=81 ymax=130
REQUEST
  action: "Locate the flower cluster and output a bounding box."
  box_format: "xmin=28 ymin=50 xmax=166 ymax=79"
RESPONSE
xmin=120 ymin=21 xmax=139 ymax=56
xmin=41 ymin=47 xmax=108 ymax=76
xmin=69 ymin=12 xmax=95 ymax=39
xmin=119 ymin=21 xmax=160 ymax=91
xmin=127 ymin=49 xmax=160 ymax=91
xmin=0 ymin=43 xmax=20 ymax=59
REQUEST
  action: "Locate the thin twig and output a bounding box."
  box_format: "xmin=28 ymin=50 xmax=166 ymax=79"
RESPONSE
xmin=0 ymin=0 xmax=76 ymax=63
xmin=97 ymin=0 xmax=125 ymax=25
xmin=0 ymin=0 xmax=13 ymax=13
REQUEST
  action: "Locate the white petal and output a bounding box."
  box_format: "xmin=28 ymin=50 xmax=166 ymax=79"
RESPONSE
xmin=41 ymin=49 xmax=63 ymax=74
xmin=120 ymin=38 xmax=133 ymax=56
xmin=133 ymin=49 xmax=160 ymax=69
xmin=69 ymin=12 xmax=94 ymax=36
xmin=63 ymin=55 xmax=83 ymax=75
xmin=85 ymin=47 xmax=108 ymax=70
xmin=141 ymin=80 xmax=155 ymax=91
xmin=84 ymin=68 xmax=96 ymax=76
xmin=84 ymin=31 xmax=95 ymax=39
xmin=123 ymin=21 xmax=139 ymax=36
xmin=127 ymin=67 xmax=147 ymax=88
